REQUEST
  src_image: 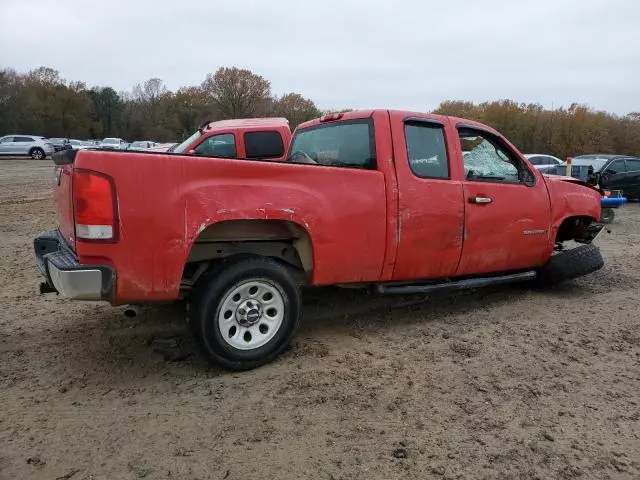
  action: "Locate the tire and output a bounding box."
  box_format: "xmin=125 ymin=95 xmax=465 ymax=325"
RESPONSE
xmin=535 ymin=244 xmax=604 ymax=287
xmin=30 ymin=148 xmax=45 ymax=160
xmin=600 ymin=208 xmax=615 ymax=224
xmin=190 ymin=257 xmax=301 ymax=370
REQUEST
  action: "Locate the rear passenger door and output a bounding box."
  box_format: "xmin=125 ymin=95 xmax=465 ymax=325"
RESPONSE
xmin=14 ymin=136 xmax=35 ymax=154
xmin=392 ymin=117 xmax=465 ymax=280
xmin=623 ymin=158 xmax=640 ymax=198
xmin=601 ymin=159 xmax=627 ymax=192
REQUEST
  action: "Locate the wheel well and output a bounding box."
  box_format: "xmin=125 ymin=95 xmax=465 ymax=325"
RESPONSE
xmin=183 ymin=219 xmax=313 ymax=287
xmin=556 ymin=215 xmax=597 ymax=243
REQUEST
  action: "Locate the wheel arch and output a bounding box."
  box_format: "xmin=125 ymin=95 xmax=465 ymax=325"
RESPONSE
xmin=183 ymin=219 xmax=314 ymax=286
xmin=555 ymin=215 xmax=599 ymax=243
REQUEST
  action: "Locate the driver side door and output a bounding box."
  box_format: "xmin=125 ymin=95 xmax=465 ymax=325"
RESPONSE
xmin=0 ymin=136 xmax=15 ymax=154
xmin=601 ymin=159 xmax=628 ymax=192
xmin=456 ymin=126 xmax=551 ymax=276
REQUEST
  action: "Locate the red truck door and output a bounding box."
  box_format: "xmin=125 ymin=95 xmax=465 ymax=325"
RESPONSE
xmin=389 ymin=113 xmax=465 ymax=280
xmin=454 ymin=125 xmax=551 ymax=276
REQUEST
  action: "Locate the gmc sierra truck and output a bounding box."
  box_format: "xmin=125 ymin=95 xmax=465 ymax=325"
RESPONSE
xmin=35 ymin=109 xmax=606 ymax=370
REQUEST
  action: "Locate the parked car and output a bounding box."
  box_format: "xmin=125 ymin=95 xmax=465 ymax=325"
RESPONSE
xmin=99 ymin=138 xmax=127 ymax=150
xmin=127 ymin=141 xmax=157 ymax=151
xmin=147 ymin=142 xmax=177 ymax=153
xmin=569 ymin=154 xmax=640 ymax=200
xmin=172 ymin=117 xmax=291 ymax=160
xmin=68 ymin=139 xmax=91 ymax=151
xmin=35 ymin=109 xmax=605 ymax=370
xmin=523 ymin=154 xmax=564 ymax=172
xmin=49 ymin=138 xmax=72 ymax=152
xmin=0 ymin=135 xmax=55 ymax=159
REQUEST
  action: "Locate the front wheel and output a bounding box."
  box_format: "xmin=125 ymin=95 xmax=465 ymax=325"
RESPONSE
xmin=600 ymin=208 xmax=615 ymax=224
xmin=190 ymin=257 xmax=301 ymax=370
xmin=30 ymin=148 xmax=45 ymax=160
xmin=535 ymin=244 xmax=604 ymax=287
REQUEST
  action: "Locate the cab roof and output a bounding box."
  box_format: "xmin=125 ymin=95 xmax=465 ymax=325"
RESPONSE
xmin=296 ymin=109 xmax=499 ymax=135
xmin=202 ymin=117 xmax=289 ymax=131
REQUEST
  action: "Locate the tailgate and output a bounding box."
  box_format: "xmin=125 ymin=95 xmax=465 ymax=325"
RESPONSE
xmin=52 ymin=151 xmax=76 ymax=249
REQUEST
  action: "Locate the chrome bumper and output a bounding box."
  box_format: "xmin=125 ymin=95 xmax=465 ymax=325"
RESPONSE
xmin=34 ymin=230 xmax=115 ymax=301
xmin=48 ymin=262 xmax=104 ymax=300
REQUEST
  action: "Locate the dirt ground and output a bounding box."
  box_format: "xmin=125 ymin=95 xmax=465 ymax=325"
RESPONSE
xmin=1 ymin=159 xmax=639 ymax=480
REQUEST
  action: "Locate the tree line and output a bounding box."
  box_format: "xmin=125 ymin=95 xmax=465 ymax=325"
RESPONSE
xmin=1 ymin=66 xmax=640 ymax=158
xmin=0 ymin=66 xmax=322 ymax=142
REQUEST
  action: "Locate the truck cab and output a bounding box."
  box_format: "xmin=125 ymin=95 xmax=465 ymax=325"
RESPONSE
xmin=172 ymin=117 xmax=291 ymax=161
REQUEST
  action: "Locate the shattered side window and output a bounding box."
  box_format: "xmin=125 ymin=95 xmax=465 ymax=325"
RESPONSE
xmin=459 ymin=129 xmax=520 ymax=182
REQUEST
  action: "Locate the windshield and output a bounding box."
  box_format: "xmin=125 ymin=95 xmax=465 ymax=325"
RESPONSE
xmin=571 ymin=157 xmax=608 ymax=172
xmin=130 ymin=142 xmax=146 ymax=147
xmin=102 ymin=138 xmax=119 ymax=144
xmin=173 ymin=130 xmax=202 ymax=153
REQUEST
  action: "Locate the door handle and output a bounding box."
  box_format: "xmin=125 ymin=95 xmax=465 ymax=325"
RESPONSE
xmin=469 ymin=196 xmax=492 ymax=204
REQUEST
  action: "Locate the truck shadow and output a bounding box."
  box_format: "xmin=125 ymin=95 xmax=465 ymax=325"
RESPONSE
xmin=43 ymin=267 xmax=624 ymax=385
xmin=50 ymin=285 xmax=520 ymax=379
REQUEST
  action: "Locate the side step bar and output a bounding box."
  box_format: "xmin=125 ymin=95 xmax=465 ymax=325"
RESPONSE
xmin=375 ymin=271 xmax=536 ymax=295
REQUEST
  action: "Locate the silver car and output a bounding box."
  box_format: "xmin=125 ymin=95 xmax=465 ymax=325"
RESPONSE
xmin=68 ymin=139 xmax=92 ymax=150
xmin=127 ymin=140 xmax=157 ymax=151
xmin=99 ymin=137 xmax=127 ymax=150
xmin=524 ymin=154 xmax=564 ymax=172
xmin=0 ymin=135 xmax=55 ymax=159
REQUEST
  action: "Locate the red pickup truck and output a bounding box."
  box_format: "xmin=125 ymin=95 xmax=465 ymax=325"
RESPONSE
xmin=170 ymin=117 xmax=291 ymax=160
xmin=35 ymin=109 xmax=605 ymax=370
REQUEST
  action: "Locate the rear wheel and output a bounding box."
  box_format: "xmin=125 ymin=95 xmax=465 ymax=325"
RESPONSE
xmin=190 ymin=257 xmax=301 ymax=370
xmin=535 ymin=244 xmax=604 ymax=286
xmin=30 ymin=148 xmax=45 ymax=160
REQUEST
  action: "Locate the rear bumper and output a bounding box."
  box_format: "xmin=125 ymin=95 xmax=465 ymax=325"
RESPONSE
xmin=34 ymin=230 xmax=115 ymax=301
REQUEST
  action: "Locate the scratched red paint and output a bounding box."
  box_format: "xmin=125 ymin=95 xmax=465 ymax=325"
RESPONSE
xmin=52 ymin=109 xmax=603 ymax=304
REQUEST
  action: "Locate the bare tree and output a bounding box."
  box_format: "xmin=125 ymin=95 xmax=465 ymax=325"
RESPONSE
xmin=201 ymin=67 xmax=271 ymax=119
xmin=272 ymin=93 xmax=321 ymax=129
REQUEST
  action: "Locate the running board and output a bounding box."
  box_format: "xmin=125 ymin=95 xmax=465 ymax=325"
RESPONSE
xmin=375 ymin=271 xmax=536 ymax=295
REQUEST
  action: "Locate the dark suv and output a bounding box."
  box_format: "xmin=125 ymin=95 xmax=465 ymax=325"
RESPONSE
xmin=570 ymin=154 xmax=640 ymax=199
xmin=50 ymin=138 xmax=72 ymax=152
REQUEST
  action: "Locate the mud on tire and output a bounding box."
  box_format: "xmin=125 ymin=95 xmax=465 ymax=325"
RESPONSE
xmin=189 ymin=257 xmax=301 ymax=370
xmin=535 ymin=244 xmax=604 ymax=286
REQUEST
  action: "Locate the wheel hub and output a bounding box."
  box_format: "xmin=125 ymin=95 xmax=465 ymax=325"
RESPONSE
xmin=236 ymin=299 xmax=263 ymax=326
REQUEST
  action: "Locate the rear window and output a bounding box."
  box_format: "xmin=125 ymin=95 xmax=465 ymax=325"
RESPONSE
xmin=288 ymin=119 xmax=376 ymax=169
xmin=404 ymin=121 xmax=449 ymax=178
xmin=244 ymin=131 xmax=284 ymax=159
xmin=626 ymin=158 xmax=640 ymax=172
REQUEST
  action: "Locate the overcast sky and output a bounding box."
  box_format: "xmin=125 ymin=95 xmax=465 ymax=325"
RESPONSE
xmin=2 ymin=0 xmax=639 ymax=114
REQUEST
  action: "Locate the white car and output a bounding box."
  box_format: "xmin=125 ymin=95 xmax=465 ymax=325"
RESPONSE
xmin=127 ymin=141 xmax=157 ymax=151
xmin=99 ymin=137 xmax=127 ymax=150
xmin=68 ymin=139 xmax=92 ymax=150
xmin=524 ymin=154 xmax=564 ymax=171
xmin=0 ymin=135 xmax=55 ymax=159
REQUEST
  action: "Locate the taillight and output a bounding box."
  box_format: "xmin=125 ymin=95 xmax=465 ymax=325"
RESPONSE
xmin=73 ymin=169 xmax=118 ymax=241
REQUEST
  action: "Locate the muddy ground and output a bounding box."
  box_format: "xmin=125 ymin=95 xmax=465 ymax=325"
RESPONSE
xmin=0 ymin=159 xmax=639 ymax=480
